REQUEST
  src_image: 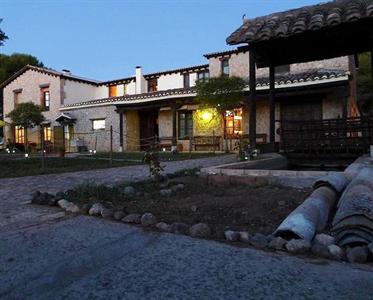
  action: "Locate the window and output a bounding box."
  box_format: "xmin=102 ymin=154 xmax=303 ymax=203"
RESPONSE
xmin=183 ymin=73 xmax=190 ymax=88
xmin=14 ymin=90 xmax=22 ymax=107
xmin=42 ymin=90 xmax=50 ymax=111
xmin=197 ymin=71 xmax=209 ymax=81
xmin=221 ymin=59 xmax=229 ymax=76
xmin=148 ymin=78 xmax=158 ymax=92
xmin=178 ymin=111 xmax=193 ymax=138
xmin=109 ymin=85 xmax=117 ymax=97
xmin=43 ymin=125 xmax=52 ymax=142
xmin=15 ymin=126 xmax=25 ymax=144
xmin=225 ymin=108 xmax=242 ymax=137
xmin=92 ymin=119 xmax=106 ymax=130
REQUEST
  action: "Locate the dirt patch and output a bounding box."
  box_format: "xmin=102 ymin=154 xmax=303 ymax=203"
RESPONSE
xmin=119 ymin=177 xmax=310 ymax=238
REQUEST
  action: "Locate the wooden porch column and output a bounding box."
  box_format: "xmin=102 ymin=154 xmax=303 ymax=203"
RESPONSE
xmin=172 ymin=103 xmax=177 ymax=149
xmin=249 ymin=50 xmax=257 ymax=148
xmin=119 ymin=111 xmax=124 ymax=151
xmin=341 ymin=88 xmax=349 ymax=119
xmin=269 ymin=65 xmax=276 ymax=143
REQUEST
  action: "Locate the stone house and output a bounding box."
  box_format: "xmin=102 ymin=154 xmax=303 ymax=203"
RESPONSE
xmin=0 ymin=48 xmax=358 ymax=153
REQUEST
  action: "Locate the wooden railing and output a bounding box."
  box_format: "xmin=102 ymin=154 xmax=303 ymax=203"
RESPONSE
xmin=279 ymin=116 xmax=373 ymax=157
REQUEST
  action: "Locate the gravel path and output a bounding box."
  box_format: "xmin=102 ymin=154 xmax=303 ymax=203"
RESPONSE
xmin=1 ymin=216 xmax=373 ymax=300
xmin=0 ymin=155 xmax=236 ymax=232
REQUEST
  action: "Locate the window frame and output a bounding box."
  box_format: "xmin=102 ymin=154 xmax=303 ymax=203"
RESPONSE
xmin=221 ymin=58 xmax=230 ymax=76
xmin=92 ymin=118 xmax=106 ymax=131
xmin=109 ymin=85 xmax=117 ymax=97
xmin=43 ymin=125 xmax=52 ymax=142
xmin=147 ymin=78 xmax=158 ymax=92
xmin=178 ymin=111 xmax=193 ymax=139
xmin=183 ymin=73 xmax=190 ymax=88
xmin=197 ymin=70 xmax=209 ymax=81
xmin=14 ymin=125 xmax=25 ymax=144
xmin=13 ymin=89 xmax=22 ymax=107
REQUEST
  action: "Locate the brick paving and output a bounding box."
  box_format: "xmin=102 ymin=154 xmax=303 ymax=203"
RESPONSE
xmin=0 ymin=154 xmax=236 ymax=232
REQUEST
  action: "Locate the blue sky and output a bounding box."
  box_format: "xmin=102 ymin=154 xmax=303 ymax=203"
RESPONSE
xmin=1 ymin=0 xmax=322 ymax=81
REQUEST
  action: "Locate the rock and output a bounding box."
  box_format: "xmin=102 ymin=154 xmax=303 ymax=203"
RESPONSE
xmin=170 ymin=222 xmax=190 ymax=235
xmin=268 ymin=237 xmax=287 ymax=250
xmin=80 ymin=203 xmax=92 ymax=214
xmin=313 ymin=234 xmax=335 ymax=247
xmin=190 ymin=205 xmax=198 ymax=213
xmin=285 ymin=239 xmax=311 ymax=254
xmin=123 ymin=186 xmax=136 ymax=196
xmin=101 ymin=208 xmax=114 ymax=219
xmin=113 ymin=211 xmax=125 ymax=221
xmin=328 ymin=245 xmax=345 ymax=261
xmin=141 ymin=213 xmax=157 ymax=226
xmin=30 ymin=191 xmax=41 ymax=204
xmin=88 ymin=203 xmax=105 ymax=216
xmin=48 ymin=197 xmax=58 ymax=206
xmin=155 ymin=222 xmax=172 ymax=232
xmin=238 ymin=231 xmax=251 ymax=243
xmin=65 ymin=202 xmax=80 ymax=213
xmin=55 ymin=191 xmax=65 ymax=201
xmin=32 ymin=192 xmax=53 ymax=205
xmin=160 ymin=189 xmax=172 ymax=197
xmin=224 ymin=230 xmax=239 ymax=242
xmin=170 ymin=184 xmax=185 ymax=192
xmin=347 ymin=246 xmax=368 ymax=263
xmin=189 ymin=223 xmax=211 ymax=238
xmin=122 ymin=213 xmax=141 ymax=224
xmin=311 ymin=243 xmax=331 ymax=259
xmin=136 ymin=192 xmax=143 ymax=198
xmin=250 ymin=233 xmax=269 ymax=249
xmin=57 ymin=199 xmax=70 ymax=209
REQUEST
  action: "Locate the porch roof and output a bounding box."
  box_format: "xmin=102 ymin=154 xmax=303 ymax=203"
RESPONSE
xmin=60 ymin=68 xmax=349 ymax=110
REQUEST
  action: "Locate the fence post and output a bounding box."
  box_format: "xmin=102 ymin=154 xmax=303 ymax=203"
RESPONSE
xmin=212 ymin=130 xmax=216 ymax=154
xmin=189 ymin=135 xmax=192 ymax=158
xmin=41 ymin=127 xmax=45 ymax=172
xmin=110 ymin=125 xmax=113 ymax=167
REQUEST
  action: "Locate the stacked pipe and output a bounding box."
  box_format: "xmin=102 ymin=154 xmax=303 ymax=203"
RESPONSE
xmin=274 ymin=173 xmax=349 ymax=242
xmin=331 ymin=168 xmax=373 ymax=247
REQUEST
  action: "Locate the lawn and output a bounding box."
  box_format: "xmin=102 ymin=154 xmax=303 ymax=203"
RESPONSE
xmin=0 ymin=157 xmax=138 ymax=178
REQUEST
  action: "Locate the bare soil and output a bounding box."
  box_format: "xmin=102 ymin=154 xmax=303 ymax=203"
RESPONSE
xmin=121 ymin=177 xmax=310 ymax=239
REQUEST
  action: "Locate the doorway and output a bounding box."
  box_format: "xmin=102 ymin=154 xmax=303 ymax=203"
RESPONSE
xmin=139 ymin=110 xmax=159 ymax=150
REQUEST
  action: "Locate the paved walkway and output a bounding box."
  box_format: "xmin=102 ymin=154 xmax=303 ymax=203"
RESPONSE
xmin=1 ymin=216 xmax=373 ymax=300
xmin=0 ymin=155 xmax=236 ymax=232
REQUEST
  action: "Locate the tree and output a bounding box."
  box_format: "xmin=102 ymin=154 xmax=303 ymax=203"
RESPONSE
xmin=0 ymin=53 xmax=44 ymax=84
xmin=357 ymin=52 xmax=373 ymax=115
xmin=195 ymin=75 xmax=246 ymax=151
xmin=0 ymin=19 xmax=8 ymax=46
xmin=6 ymin=102 xmax=45 ymax=152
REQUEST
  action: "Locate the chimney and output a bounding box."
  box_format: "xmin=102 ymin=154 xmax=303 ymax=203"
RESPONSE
xmin=62 ymin=69 xmax=72 ymax=75
xmin=135 ymin=66 xmax=146 ymax=94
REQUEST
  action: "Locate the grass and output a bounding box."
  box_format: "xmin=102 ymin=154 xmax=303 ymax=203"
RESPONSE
xmin=85 ymin=151 xmax=223 ymax=162
xmin=0 ymin=157 xmax=139 ymax=178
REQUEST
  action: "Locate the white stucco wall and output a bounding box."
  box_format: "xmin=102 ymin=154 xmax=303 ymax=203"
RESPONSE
xmin=157 ymin=73 xmax=184 ymax=90
xmin=63 ymin=80 xmax=103 ymax=105
xmin=126 ymin=80 xmax=136 ymax=95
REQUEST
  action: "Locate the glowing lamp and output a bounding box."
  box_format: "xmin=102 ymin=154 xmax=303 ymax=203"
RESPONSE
xmin=25 ymin=153 xmax=29 ymax=158
xmin=202 ymin=111 xmax=212 ymax=121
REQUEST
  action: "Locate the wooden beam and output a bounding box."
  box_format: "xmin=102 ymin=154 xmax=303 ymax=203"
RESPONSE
xmin=119 ymin=112 xmax=124 ymax=149
xmin=249 ymin=50 xmax=257 ymax=149
xmin=172 ymin=103 xmax=177 ymax=147
xmin=269 ymin=65 xmax=275 ymax=143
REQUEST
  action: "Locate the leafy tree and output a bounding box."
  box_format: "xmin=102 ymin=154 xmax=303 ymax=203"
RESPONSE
xmin=195 ymin=75 xmax=246 ymax=151
xmin=0 ymin=19 xmax=8 ymax=46
xmin=357 ymin=52 xmax=373 ymax=115
xmin=6 ymin=102 xmax=45 ymax=152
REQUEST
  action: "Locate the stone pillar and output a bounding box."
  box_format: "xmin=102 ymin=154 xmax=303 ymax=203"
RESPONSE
xmin=119 ymin=110 xmax=124 ymax=151
xmin=172 ymin=103 xmax=177 ymax=152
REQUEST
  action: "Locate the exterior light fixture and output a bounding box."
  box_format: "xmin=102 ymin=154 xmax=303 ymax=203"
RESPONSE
xmin=202 ymin=111 xmax=212 ymax=121
xmin=93 ymin=150 xmax=97 ymax=154
xmin=12 ymin=150 xmax=15 ymax=153
xmin=162 ymin=148 xmax=166 ymax=152
xmin=25 ymin=153 xmax=29 ymax=158
xmin=89 ymin=149 xmax=93 ymax=153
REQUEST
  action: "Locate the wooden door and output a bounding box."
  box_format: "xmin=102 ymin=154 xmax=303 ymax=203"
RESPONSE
xmin=139 ymin=110 xmax=159 ymax=150
xmin=53 ymin=126 xmax=64 ymax=151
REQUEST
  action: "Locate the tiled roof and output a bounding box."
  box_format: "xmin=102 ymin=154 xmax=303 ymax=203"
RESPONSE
xmin=0 ymin=65 xmax=101 ymax=89
xmin=203 ymin=48 xmax=248 ymax=59
xmin=61 ymin=68 xmax=349 ymax=110
xmin=227 ymin=0 xmax=373 ymax=45
xmin=61 ymin=87 xmax=197 ymax=109
xmin=256 ymin=68 xmax=349 ymax=88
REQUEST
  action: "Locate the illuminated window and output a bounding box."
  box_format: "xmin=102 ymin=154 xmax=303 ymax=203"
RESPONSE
xmin=221 ymin=59 xmax=229 ymax=76
xmin=15 ymin=126 xmax=25 ymax=144
xmin=43 ymin=125 xmax=52 ymax=141
xmin=178 ymin=111 xmax=193 ymax=138
xmin=148 ymin=78 xmax=158 ymax=92
xmin=92 ymin=119 xmax=106 ymax=130
xmin=225 ymin=108 xmax=242 ymax=137
xmin=109 ymin=85 xmax=117 ymax=97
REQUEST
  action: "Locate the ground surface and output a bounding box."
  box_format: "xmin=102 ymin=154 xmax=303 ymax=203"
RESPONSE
xmin=0 ymin=152 xmax=222 ymax=178
xmin=1 ymin=154 xmax=373 ymax=299
xmin=112 ymin=177 xmax=310 ymax=237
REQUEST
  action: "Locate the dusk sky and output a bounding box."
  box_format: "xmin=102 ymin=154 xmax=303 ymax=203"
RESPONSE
xmin=2 ymin=0 xmax=322 ymax=81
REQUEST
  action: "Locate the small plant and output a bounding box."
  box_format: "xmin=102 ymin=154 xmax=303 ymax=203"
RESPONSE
xmin=234 ymin=139 xmax=250 ymax=161
xmin=143 ymin=147 xmax=164 ymax=181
